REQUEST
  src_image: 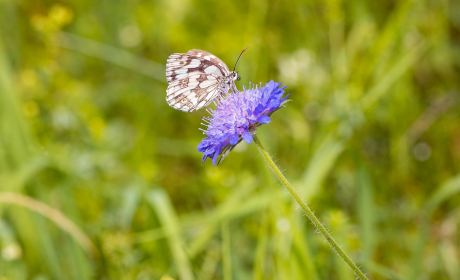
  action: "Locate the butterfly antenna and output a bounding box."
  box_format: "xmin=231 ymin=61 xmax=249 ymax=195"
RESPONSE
xmin=233 ymin=47 xmax=248 ymax=72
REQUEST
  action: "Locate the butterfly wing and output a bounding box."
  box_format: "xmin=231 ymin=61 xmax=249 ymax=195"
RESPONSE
xmin=166 ymin=73 xmax=224 ymax=112
xmin=186 ymin=49 xmax=231 ymax=75
xmin=166 ymin=50 xmax=232 ymax=112
xmin=166 ymin=50 xmax=230 ymax=83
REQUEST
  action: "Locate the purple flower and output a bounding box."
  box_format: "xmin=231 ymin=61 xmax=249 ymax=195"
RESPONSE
xmin=198 ymin=80 xmax=289 ymax=165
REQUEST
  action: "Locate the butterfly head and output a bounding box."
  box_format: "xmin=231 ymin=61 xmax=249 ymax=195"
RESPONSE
xmin=230 ymin=71 xmax=240 ymax=82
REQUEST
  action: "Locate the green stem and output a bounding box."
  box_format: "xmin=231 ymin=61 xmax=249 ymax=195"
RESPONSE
xmin=253 ymin=135 xmax=368 ymax=280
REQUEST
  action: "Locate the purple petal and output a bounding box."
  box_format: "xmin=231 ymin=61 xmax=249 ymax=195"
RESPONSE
xmin=257 ymin=115 xmax=271 ymax=123
xmin=254 ymin=104 xmax=265 ymax=115
xmin=212 ymin=146 xmax=221 ymax=166
xmin=242 ymin=132 xmax=253 ymax=143
xmin=230 ymin=134 xmax=239 ymax=145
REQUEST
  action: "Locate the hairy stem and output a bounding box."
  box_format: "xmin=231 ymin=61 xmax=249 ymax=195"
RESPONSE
xmin=253 ymin=135 xmax=368 ymax=280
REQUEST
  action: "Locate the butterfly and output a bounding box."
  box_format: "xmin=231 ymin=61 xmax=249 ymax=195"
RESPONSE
xmin=165 ymin=48 xmax=247 ymax=112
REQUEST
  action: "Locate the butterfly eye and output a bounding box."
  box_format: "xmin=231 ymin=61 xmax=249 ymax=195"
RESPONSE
xmin=237 ymin=76 xmax=241 ymax=81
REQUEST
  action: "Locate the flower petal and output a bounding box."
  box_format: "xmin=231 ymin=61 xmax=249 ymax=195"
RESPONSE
xmin=254 ymin=104 xmax=265 ymax=115
xmin=212 ymin=145 xmax=221 ymax=166
xmin=242 ymin=132 xmax=253 ymax=143
xmin=230 ymin=134 xmax=239 ymax=145
xmin=257 ymin=115 xmax=271 ymax=124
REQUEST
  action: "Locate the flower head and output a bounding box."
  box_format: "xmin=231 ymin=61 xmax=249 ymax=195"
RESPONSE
xmin=198 ymin=80 xmax=289 ymax=165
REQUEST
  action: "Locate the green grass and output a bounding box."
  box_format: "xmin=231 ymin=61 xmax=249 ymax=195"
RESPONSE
xmin=1 ymin=0 xmax=460 ymax=279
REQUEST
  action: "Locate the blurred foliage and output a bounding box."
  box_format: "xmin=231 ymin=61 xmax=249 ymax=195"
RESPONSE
xmin=0 ymin=0 xmax=460 ymax=279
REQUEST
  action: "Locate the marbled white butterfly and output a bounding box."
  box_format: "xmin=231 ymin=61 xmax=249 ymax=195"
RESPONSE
xmin=166 ymin=48 xmax=247 ymax=112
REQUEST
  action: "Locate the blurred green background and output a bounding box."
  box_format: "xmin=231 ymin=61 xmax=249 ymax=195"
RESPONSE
xmin=1 ymin=0 xmax=460 ymax=279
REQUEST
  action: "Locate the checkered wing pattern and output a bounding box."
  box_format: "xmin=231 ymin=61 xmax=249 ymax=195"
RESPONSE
xmin=166 ymin=49 xmax=234 ymax=112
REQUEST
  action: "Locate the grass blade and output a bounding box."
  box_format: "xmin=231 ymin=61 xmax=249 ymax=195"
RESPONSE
xmin=146 ymin=188 xmax=194 ymax=280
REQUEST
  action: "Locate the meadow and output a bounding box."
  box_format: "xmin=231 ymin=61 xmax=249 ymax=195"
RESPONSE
xmin=0 ymin=0 xmax=459 ymax=279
